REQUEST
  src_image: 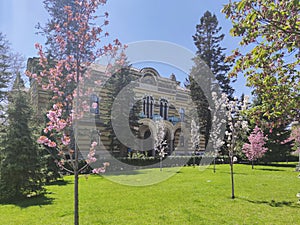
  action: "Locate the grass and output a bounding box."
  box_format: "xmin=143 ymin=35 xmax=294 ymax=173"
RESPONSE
xmin=0 ymin=164 xmax=299 ymax=225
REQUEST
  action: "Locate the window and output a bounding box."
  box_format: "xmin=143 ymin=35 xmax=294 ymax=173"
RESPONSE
xmin=180 ymin=135 xmax=184 ymax=147
xmin=90 ymin=94 xmax=99 ymax=114
xmin=159 ymin=99 xmax=168 ymax=120
xmin=143 ymin=96 xmax=154 ymax=118
xmin=179 ymin=108 xmax=185 ymax=122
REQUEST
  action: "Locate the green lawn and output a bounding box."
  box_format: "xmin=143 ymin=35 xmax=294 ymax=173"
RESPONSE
xmin=0 ymin=164 xmax=299 ymax=225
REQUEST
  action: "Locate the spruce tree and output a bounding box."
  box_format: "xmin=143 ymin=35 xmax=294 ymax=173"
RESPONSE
xmin=102 ymin=62 xmax=141 ymax=157
xmin=0 ymin=74 xmax=44 ymax=202
xmin=0 ymin=33 xmax=12 ymax=124
xmin=193 ymin=11 xmax=234 ymax=97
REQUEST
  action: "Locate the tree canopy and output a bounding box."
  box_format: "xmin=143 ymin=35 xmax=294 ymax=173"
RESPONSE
xmin=222 ymin=0 xmax=300 ymax=127
xmin=193 ymin=10 xmax=234 ymax=97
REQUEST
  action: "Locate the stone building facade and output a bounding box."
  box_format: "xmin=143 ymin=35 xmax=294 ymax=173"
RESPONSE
xmin=27 ymin=59 xmax=207 ymax=159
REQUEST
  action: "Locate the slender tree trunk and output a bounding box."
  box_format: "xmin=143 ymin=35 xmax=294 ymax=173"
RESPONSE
xmin=230 ymin=156 xmax=235 ymax=199
xmin=160 ymin=156 xmax=162 ymax=171
xmin=74 ymin=168 xmax=79 ymax=225
xmin=74 ymin=60 xmax=80 ymax=225
xmin=252 ymin=160 xmax=254 ymax=170
xmin=213 ymin=158 xmax=216 ymax=173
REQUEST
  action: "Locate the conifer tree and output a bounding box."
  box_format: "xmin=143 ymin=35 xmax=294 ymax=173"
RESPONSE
xmin=0 ymin=33 xmax=12 ymax=125
xmin=102 ymin=60 xmax=141 ymax=157
xmin=0 ymin=74 xmax=44 ymax=202
xmin=186 ymin=11 xmax=234 ymax=148
xmin=193 ymin=11 xmax=234 ymax=97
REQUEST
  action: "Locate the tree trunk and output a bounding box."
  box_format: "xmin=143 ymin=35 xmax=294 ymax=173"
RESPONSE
xmin=230 ymin=156 xmax=235 ymax=199
xmin=213 ymin=158 xmax=216 ymax=173
xmin=74 ymin=61 xmax=80 ymax=225
xmin=74 ymin=169 xmax=79 ymax=225
xmin=251 ymin=160 xmax=254 ymax=170
xmin=160 ymin=157 xmax=163 ymax=171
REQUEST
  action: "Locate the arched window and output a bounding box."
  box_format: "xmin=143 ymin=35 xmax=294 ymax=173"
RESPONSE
xmin=179 ymin=108 xmax=185 ymax=122
xmin=90 ymin=94 xmax=99 ymax=114
xmin=160 ymin=99 xmax=168 ymax=120
xmin=143 ymin=96 xmax=154 ymax=118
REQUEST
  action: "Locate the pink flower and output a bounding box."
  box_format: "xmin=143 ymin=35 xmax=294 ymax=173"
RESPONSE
xmin=92 ymin=102 xmax=98 ymax=109
xmin=92 ymin=162 xmax=110 ymax=174
xmin=37 ymin=136 xmax=49 ymax=144
xmin=242 ymin=126 xmax=268 ymax=161
xmin=92 ymin=167 xmax=105 ymax=174
xmin=48 ymin=141 xmax=57 ymax=148
xmin=57 ymin=119 xmax=67 ymax=130
xmin=91 ymin=141 xmax=97 ymax=148
xmin=61 ymin=135 xmax=71 ymax=145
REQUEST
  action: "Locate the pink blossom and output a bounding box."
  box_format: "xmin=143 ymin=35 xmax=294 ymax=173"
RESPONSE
xmin=37 ymin=136 xmax=49 ymax=144
xmin=91 ymin=102 xmax=98 ymax=109
xmin=91 ymin=141 xmax=98 ymax=148
xmin=92 ymin=167 xmax=105 ymax=174
xmin=243 ymin=126 xmax=268 ymax=161
xmin=61 ymin=135 xmax=71 ymax=145
xmin=92 ymin=162 xmax=110 ymax=174
xmin=86 ymin=150 xmax=97 ymax=164
xmin=57 ymin=119 xmax=67 ymax=130
xmin=48 ymin=141 xmax=57 ymax=148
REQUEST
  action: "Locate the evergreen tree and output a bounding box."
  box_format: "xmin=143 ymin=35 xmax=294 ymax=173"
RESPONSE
xmin=186 ymin=11 xmax=234 ymax=149
xmin=26 ymin=58 xmax=62 ymax=183
xmin=186 ymin=75 xmax=211 ymax=147
xmin=0 ymin=33 xmax=12 ymax=124
xmin=0 ymin=74 xmax=44 ymax=202
xmin=262 ymin=125 xmax=292 ymax=163
xmin=102 ymin=62 xmax=141 ymax=157
xmin=250 ymin=95 xmax=293 ymax=163
xmin=193 ymin=11 xmax=234 ymax=97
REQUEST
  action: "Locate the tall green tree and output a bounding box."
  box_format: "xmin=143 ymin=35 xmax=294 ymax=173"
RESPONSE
xmin=0 ymin=74 xmax=44 ymax=202
xmin=187 ymin=11 xmax=234 ymax=149
xmin=193 ymin=11 xmax=234 ymax=97
xmin=222 ymin=0 xmax=300 ymax=127
xmin=102 ymin=61 xmax=141 ymax=157
xmin=0 ymin=33 xmax=12 ymax=125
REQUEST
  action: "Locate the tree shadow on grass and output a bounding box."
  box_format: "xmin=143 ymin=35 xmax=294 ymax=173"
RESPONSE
xmin=238 ymin=197 xmax=300 ymax=208
xmin=46 ymin=179 xmax=72 ymax=186
xmin=0 ymin=193 xmax=54 ymax=208
xmin=255 ymin=168 xmax=285 ymax=172
xmin=218 ymin=170 xmax=248 ymax=176
xmin=104 ymin=170 xmax=146 ymax=177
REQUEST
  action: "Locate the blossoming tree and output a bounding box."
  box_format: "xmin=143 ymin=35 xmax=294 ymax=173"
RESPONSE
xmin=209 ymin=92 xmax=227 ymax=172
xmin=154 ymin=119 xmax=168 ymax=171
xmin=222 ymin=0 xmax=300 ymax=128
xmin=26 ymin=0 xmax=123 ymax=224
xmin=242 ymin=126 xmax=268 ymax=169
xmin=225 ymin=95 xmax=249 ymax=199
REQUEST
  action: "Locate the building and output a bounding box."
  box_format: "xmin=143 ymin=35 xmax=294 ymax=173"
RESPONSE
xmin=27 ymin=58 xmax=208 ymax=159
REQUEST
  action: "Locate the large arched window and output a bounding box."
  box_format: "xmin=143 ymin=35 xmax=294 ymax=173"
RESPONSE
xmin=159 ymin=99 xmax=168 ymax=120
xmin=143 ymin=96 xmax=154 ymax=118
xmin=90 ymin=94 xmax=99 ymax=114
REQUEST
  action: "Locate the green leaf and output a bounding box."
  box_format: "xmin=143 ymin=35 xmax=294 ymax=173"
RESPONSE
xmin=237 ymin=1 xmax=246 ymax=11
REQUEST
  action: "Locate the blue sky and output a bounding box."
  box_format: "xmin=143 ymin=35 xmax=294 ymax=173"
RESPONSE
xmin=0 ymin=0 xmax=250 ymax=97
